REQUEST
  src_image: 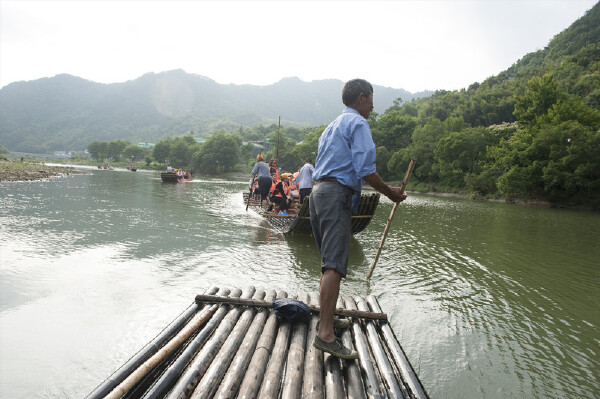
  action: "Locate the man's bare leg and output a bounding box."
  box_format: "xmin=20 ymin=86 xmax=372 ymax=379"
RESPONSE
xmin=317 ymin=269 xmax=341 ymax=342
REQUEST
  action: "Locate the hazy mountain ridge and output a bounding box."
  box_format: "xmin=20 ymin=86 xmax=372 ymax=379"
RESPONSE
xmin=0 ymin=71 xmax=430 ymax=153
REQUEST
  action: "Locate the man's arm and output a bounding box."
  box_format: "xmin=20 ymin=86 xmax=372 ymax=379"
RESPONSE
xmin=363 ymin=172 xmax=407 ymax=203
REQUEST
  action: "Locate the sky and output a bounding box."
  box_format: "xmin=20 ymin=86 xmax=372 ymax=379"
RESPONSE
xmin=0 ymin=0 xmax=597 ymax=93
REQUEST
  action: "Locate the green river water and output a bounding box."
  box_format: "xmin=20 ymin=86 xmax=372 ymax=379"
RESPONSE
xmin=0 ymin=166 xmax=598 ymax=398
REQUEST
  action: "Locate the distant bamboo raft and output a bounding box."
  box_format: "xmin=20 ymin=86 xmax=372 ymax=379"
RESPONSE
xmin=87 ymin=286 xmax=428 ymax=399
xmin=243 ymin=192 xmax=380 ymax=235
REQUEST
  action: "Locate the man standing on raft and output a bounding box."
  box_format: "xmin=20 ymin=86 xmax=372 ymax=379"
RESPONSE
xmin=310 ymin=79 xmax=407 ymax=359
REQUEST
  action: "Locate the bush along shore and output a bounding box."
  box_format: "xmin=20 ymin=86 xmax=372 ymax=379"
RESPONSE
xmin=0 ymin=160 xmax=84 ymax=182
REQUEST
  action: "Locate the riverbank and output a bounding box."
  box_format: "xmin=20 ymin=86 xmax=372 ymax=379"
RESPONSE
xmin=0 ymin=160 xmax=85 ymax=182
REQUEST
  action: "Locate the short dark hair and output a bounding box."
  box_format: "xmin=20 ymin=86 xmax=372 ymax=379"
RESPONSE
xmin=342 ymin=79 xmax=373 ymax=106
xmin=305 ymin=158 xmax=312 ymax=163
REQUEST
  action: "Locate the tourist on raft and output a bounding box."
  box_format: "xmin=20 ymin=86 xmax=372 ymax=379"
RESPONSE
xmin=268 ymin=159 xmax=280 ymax=180
xmin=296 ymin=158 xmax=315 ymax=203
xmin=270 ymin=173 xmax=292 ymax=215
xmin=310 ymin=79 xmax=407 ymax=359
xmin=250 ymin=155 xmax=272 ymax=211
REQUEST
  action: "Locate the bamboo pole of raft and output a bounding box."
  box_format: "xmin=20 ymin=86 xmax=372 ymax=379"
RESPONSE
xmin=344 ymin=296 xmax=384 ymax=399
xmin=281 ymin=292 xmax=310 ymax=399
xmin=367 ymin=296 xmax=429 ymax=399
xmin=337 ymin=296 xmax=364 ymax=399
xmin=302 ymin=293 xmax=324 ymax=399
xmin=236 ymin=291 xmax=287 ymax=398
xmin=86 ymin=286 xmax=219 ymax=399
xmin=324 ymin=297 xmax=346 ymax=399
xmin=214 ymin=290 xmax=277 ymax=399
xmin=103 ymin=287 xmax=226 ymax=399
xmin=366 ymin=157 xmax=417 ymax=281
xmin=355 ymin=296 xmax=404 ymax=398
xmin=195 ymin=294 xmax=388 ymax=320
xmin=166 ymin=287 xmax=256 ymax=399
xmin=142 ymin=288 xmax=236 ymax=399
xmin=258 ymin=295 xmax=295 ymax=398
xmin=190 ymin=290 xmax=266 ymax=398
xmin=341 ymin=324 xmax=365 ymax=399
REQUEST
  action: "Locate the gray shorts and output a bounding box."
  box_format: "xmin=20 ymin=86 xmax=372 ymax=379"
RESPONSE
xmin=309 ymin=181 xmax=353 ymax=277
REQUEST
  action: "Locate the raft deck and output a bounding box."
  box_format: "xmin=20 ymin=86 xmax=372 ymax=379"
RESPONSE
xmin=88 ymin=286 xmax=428 ymax=399
xmin=161 ymin=172 xmax=179 ymax=182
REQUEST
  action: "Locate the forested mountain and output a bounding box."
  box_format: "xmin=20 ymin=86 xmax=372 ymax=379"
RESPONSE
xmin=368 ymin=2 xmax=599 ymax=208
xmin=0 ymin=71 xmax=429 ymax=153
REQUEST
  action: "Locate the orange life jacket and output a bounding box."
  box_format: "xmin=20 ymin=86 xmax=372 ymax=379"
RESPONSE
xmin=272 ymin=181 xmax=288 ymax=198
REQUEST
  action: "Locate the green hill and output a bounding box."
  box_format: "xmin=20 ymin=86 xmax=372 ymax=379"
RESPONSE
xmin=371 ymin=2 xmax=599 ymax=208
xmin=0 ymin=71 xmax=429 ymax=154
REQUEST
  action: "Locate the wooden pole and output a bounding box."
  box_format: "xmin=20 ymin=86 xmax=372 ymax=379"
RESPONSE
xmin=236 ymin=291 xmax=287 ymax=398
xmin=103 ymin=299 xmax=223 ymax=399
xmin=214 ymin=290 xmax=277 ymax=398
xmin=166 ymin=287 xmax=255 ymax=399
xmin=191 ymin=290 xmax=266 ymax=398
xmin=194 ymin=294 xmax=388 ymax=320
xmin=355 ymin=296 xmax=404 ymax=397
xmin=142 ymin=288 xmax=234 ymax=398
xmin=281 ymin=292 xmax=309 ymax=399
xmin=258 ymin=296 xmax=293 ymax=398
xmin=366 ymin=158 xmax=417 ymax=281
xmin=301 ymin=293 xmax=324 ymax=398
xmin=367 ymin=295 xmax=429 ymax=399
xmin=276 ymin=116 xmax=280 ymax=160
xmin=86 ymin=286 xmax=219 ymax=399
xmin=323 ymin=297 xmax=345 ymax=399
xmin=343 ymin=296 xmax=383 ymax=399
xmin=246 ymin=176 xmax=255 ymax=211
xmin=338 ymin=297 xmax=363 ymax=399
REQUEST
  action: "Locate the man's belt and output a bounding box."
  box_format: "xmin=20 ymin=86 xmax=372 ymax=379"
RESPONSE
xmin=319 ymin=177 xmax=337 ymax=182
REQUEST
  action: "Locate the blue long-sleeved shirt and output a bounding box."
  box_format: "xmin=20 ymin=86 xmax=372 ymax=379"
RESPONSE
xmin=313 ymin=108 xmax=377 ymax=193
xmin=297 ymin=162 xmax=315 ymax=189
xmin=251 ymin=161 xmax=270 ymax=178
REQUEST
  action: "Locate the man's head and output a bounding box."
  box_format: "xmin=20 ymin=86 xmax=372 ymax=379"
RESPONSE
xmin=256 ymin=154 xmax=264 ymax=162
xmin=305 ymin=158 xmax=312 ymax=164
xmin=342 ymin=79 xmax=374 ymax=120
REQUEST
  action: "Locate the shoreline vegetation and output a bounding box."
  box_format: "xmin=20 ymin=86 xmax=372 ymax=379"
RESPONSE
xmin=1 ymin=158 xmax=593 ymax=212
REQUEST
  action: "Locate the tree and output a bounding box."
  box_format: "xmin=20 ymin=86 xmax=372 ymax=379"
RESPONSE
xmin=291 ymin=127 xmax=322 ymax=166
xmin=435 ymin=127 xmax=495 ymax=175
xmin=193 ymin=132 xmax=242 ymax=174
xmin=389 ymin=118 xmax=447 ymax=181
xmin=514 ymin=74 xmax=567 ymax=128
xmin=87 ymin=140 xmax=108 ymax=161
xmin=485 ymin=90 xmax=600 ymax=204
xmin=371 ymin=112 xmax=417 ymax=152
xmin=169 ymin=139 xmax=194 ymax=168
xmin=122 ymin=144 xmax=147 ymax=161
xmin=107 ymin=139 xmax=130 ymax=162
xmin=152 ymin=138 xmax=172 ymax=164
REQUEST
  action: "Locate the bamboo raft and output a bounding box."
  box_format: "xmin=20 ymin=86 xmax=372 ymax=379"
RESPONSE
xmin=243 ymin=193 xmax=381 ymax=235
xmin=161 ymin=172 xmax=179 ymax=183
xmin=87 ymin=286 xmax=428 ymax=399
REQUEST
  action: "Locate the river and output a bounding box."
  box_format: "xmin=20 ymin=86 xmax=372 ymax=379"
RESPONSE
xmin=0 ymin=167 xmax=598 ymax=398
